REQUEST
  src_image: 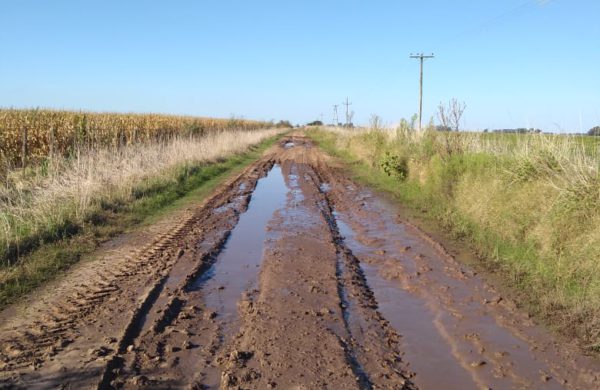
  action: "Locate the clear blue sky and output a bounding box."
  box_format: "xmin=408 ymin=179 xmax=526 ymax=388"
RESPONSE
xmin=1 ymin=0 xmax=598 ymax=132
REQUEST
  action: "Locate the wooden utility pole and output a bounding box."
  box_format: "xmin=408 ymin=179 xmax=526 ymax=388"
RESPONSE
xmin=343 ymin=98 xmax=352 ymax=127
xmin=21 ymin=127 xmax=28 ymax=167
xmin=410 ymin=53 xmax=434 ymax=131
xmin=333 ymin=105 xmax=339 ymax=126
xmin=49 ymin=126 xmax=55 ymax=159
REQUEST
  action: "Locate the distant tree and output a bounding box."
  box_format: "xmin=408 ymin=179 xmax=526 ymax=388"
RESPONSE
xmin=437 ymin=98 xmax=467 ymax=131
xmin=369 ymin=114 xmax=383 ymax=130
xmin=493 ymin=128 xmax=543 ymax=134
xmin=588 ymin=126 xmax=600 ymax=136
xmin=307 ymin=120 xmax=323 ymax=126
xmin=275 ymin=120 xmax=293 ymax=128
xmin=435 ymin=125 xmax=452 ymax=132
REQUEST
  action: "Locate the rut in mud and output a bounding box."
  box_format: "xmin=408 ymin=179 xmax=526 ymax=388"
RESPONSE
xmin=0 ymin=135 xmax=599 ymax=389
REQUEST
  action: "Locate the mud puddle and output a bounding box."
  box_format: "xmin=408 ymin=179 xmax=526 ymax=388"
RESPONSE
xmin=191 ymin=164 xmax=288 ymax=340
xmin=331 ymin=192 xmax=599 ymax=389
xmin=334 ymin=213 xmax=474 ymax=389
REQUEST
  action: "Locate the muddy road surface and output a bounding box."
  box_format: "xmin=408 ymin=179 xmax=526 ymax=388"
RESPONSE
xmin=1 ymin=135 xmax=599 ymax=389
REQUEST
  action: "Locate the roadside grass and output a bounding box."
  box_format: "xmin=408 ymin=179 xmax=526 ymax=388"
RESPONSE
xmin=308 ymin=127 xmax=600 ymax=351
xmin=0 ymin=133 xmax=282 ymax=308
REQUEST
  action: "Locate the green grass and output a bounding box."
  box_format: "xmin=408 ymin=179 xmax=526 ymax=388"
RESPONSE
xmin=0 ymin=135 xmax=280 ymax=308
xmin=308 ymin=127 xmax=600 ymax=349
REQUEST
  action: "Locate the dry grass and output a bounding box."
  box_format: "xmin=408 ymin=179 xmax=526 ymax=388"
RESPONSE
xmin=0 ymin=128 xmax=284 ymax=267
xmin=327 ymin=126 xmax=599 ymax=216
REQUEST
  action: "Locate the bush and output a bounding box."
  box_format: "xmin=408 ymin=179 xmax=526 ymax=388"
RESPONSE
xmin=380 ymin=152 xmax=408 ymax=180
xmin=275 ymin=120 xmax=293 ymax=128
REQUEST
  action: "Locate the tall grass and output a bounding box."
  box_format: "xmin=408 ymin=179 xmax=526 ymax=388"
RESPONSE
xmin=0 ymin=128 xmax=284 ymax=267
xmin=311 ymin=125 xmax=600 ymax=348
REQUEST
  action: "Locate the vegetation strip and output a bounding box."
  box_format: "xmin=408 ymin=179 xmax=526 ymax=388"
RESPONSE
xmin=0 ymin=134 xmax=282 ymax=308
xmin=307 ymin=127 xmax=600 ymax=351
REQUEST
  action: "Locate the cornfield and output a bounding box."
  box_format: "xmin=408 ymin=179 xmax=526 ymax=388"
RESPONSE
xmin=0 ymin=108 xmax=272 ymax=167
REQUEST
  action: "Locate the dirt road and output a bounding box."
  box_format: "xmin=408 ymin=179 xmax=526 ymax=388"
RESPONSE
xmin=1 ymin=135 xmax=599 ymax=389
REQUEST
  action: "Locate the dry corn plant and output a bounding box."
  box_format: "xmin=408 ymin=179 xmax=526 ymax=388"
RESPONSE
xmin=0 ymin=109 xmax=272 ymax=168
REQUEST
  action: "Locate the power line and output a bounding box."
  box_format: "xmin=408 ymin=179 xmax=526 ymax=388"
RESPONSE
xmin=410 ymin=53 xmax=434 ymax=131
xmin=440 ymin=0 xmax=558 ymax=47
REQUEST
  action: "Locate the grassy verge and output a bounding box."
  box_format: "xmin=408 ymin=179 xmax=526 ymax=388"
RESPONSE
xmin=0 ymin=135 xmax=280 ymax=308
xmin=308 ymin=127 xmax=600 ymax=351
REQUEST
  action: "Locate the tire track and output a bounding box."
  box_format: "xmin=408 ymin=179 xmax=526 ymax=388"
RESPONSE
xmin=110 ymin=161 xmax=278 ymax=388
xmin=308 ymin=165 xmax=413 ymax=389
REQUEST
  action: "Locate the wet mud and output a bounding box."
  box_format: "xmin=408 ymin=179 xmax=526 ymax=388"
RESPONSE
xmin=0 ymin=135 xmax=598 ymax=389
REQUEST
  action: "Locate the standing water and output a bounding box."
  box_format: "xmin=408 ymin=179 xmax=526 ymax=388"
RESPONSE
xmin=191 ymin=165 xmax=288 ymax=338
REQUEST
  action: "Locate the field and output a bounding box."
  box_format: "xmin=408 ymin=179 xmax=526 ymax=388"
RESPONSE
xmin=1 ymin=133 xmax=599 ymax=389
xmin=0 ymin=109 xmax=271 ymax=168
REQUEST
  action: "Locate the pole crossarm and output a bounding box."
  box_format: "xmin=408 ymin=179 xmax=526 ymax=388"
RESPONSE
xmin=409 ymin=54 xmax=434 ymax=59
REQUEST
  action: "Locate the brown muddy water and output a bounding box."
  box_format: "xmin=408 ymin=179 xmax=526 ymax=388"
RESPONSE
xmin=191 ymin=164 xmax=288 ymax=340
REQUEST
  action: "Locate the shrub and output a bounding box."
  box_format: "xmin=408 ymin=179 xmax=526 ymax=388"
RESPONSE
xmin=380 ymin=152 xmax=408 ymax=180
